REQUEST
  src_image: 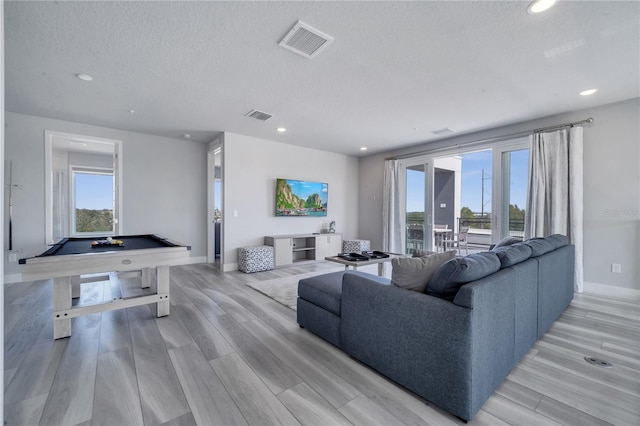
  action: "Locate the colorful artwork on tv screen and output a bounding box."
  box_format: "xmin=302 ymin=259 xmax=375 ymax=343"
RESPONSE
xmin=276 ymin=178 xmax=328 ymax=217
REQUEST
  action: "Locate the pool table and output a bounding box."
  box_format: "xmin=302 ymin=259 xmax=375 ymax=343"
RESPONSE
xmin=20 ymin=234 xmax=191 ymax=339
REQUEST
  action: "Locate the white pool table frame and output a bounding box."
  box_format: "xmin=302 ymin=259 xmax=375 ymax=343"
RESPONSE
xmin=20 ymin=238 xmax=190 ymax=339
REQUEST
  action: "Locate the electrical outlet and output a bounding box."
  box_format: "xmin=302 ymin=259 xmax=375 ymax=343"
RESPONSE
xmin=8 ymin=253 xmax=17 ymax=262
xmin=611 ymin=263 xmax=622 ymax=274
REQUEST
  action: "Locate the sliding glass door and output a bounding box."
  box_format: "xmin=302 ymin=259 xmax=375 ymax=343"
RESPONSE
xmin=398 ymin=139 xmax=529 ymax=254
xmin=400 ymin=157 xmax=434 ymax=254
xmin=494 ymin=143 xmax=529 ymax=241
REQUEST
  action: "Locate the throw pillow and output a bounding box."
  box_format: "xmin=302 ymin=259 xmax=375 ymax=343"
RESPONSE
xmin=412 ymin=249 xmax=436 ymax=258
xmin=391 ymin=250 xmax=456 ymax=292
xmin=546 ymin=234 xmax=570 ymax=249
xmin=493 ymin=236 xmax=523 ymax=249
xmin=426 ymin=252 xmax=501 ymax=301
xmin=492 ymin=243 xmax=532 ymax=268
xmin=524 ymin=237 xmax=556 ymax=257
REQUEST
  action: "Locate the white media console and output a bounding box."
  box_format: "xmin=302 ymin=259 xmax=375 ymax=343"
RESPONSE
xmin=264 ymin=233 xmax=342 ymax=267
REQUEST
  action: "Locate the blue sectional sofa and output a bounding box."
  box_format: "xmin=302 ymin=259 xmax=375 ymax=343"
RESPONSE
xmin=297 ymin=235 xmax=574 ymax=421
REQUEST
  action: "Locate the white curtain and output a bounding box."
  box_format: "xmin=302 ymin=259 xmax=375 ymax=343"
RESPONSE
xmin=383 ymin=159 xmax=404 ymax=254
xmin=525 ymin=127 xmax=584 ymax=292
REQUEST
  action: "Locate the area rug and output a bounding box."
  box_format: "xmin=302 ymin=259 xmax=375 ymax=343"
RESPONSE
xmin=245 ymin=271 xmax=334 ymax=311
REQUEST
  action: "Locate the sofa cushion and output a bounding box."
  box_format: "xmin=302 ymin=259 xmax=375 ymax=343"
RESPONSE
xmin=298 ymin=271 xmax=347 ymax=316
xmin=492 ymin=243 xmax=532 ymax=268
xmin=427 ymin=252 xmax=501 ymax=300
xmin=391 ymin=250 xmax=456 ymax=292
xmin=547 ymin=234 xmax=570 ymax=249
xmin=525 ymin=237 xmax=556 ymax=257
xmin=493 ymin=236 xmax=523 ymax=249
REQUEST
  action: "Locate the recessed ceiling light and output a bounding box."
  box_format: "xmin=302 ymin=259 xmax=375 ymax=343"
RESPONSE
xmin=76 ymin=73 xmax=93 ymax=81
xmin=527 ymin=0 xmax=558 ymax=14
xmin=276 ymin=127 xmax=287 ymax=133
xmin=128 ymin=109 xmax=135 ymax=115
xmin=360 ymin=147 xmax=368 ymax=151
xmin=183 ymin=133 xmax=191 ymax=139
xmin=579 ymin=88 xmax=598 ymax=96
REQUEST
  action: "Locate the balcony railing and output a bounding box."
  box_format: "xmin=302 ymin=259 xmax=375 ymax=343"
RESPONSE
xmin=405 ymin=217 xmax=525 ymax=254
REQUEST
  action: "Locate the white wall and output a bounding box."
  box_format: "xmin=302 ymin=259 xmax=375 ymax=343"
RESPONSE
xmin=359 ymin=98 xmax=640 ymax=294
xmin=4 ymin=112 xmax=208 ymax=280
xmin=222 ymin=132 xmax=359 ymax=271
xmin=1 ymin=5 xmax=6 ymax=419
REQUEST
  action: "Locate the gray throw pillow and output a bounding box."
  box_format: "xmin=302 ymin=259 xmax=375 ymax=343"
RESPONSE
xmin=426 ymin=252 xmax=501 ymax=301
xmin=412 ymin=249 xmax=436 ymax=258
xmin=492 ymin=243 xmax=532 ymax=267
xmin=546 ymin=234 xmax=570 ymax=249
xmin=391 ymin=250 xmax=457 ymax=292
xmin=493 ymin=236 xmax=523 ymax=249
xmin=525 ymin=237 xmax=556 ymax=257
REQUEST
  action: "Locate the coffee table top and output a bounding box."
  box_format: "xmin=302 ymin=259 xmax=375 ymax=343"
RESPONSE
xmin=325 ymin=252 xmax=405 ymax=268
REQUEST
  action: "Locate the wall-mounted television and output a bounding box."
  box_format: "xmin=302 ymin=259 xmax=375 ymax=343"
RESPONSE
xmin=276 ymin=178 xmax=328 ymax=217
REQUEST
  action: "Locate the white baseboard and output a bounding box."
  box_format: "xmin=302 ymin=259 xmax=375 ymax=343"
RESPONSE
xmin=583 ymin=281 xmax=640 ymax=300
xmin=4 ymin=256 xmax=209 ymax=285
xmin=222 ymin=263 xmax=238 ymax=272
xmin=185 ymin=256 xmax=207 ymax=265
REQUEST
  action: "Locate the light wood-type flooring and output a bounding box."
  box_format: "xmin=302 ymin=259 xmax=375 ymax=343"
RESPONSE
xmin=4 ymin=262 xmax=640 ymax=425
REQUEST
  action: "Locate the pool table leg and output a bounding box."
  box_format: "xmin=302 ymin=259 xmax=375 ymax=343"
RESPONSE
xmin=53 ymin=276 xmax=72 ymax=339
xmin=71 ymin=275 xmax=81 ymax=299
xmin=141 ymin=267 xmax=151 ymax=289
xmin=152 ymin=265 xmax=170 ymax=317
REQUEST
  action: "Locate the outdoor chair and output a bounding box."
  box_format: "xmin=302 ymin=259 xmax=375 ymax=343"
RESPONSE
xmin=441 ymin=226 xmax=470 ymax=254
xmin=433 ymin=224 xmax=449 ymax=251
xmin=407 ymin=224 xmax=425 ymax=253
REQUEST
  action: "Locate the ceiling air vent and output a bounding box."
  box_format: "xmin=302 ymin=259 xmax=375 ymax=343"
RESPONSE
xmin=431 ymin=127 xmax=455 ymax=136
xmin=279 ymin=21 xmax=334 ymax=59
xmin=245 ymin=109 xmax=273 ymax=121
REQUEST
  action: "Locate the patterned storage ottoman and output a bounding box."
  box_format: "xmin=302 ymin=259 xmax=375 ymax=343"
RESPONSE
xmin=238 ymin=245 xmax=274 ymax=273
xmin=342 ymin=239 xmax=371 ymax=253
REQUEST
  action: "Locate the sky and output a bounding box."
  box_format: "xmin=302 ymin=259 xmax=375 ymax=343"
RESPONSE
xmin=406 ymin=149 xmax=529 ymax=213
xmin=74 ymin=173 xmax=114 ymax=210
xmin=285 ymin=179 xmax=328 ymax=203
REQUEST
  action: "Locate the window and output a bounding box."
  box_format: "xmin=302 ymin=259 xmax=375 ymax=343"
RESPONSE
xmin=71 ymin=167 xmax=115 ymax=236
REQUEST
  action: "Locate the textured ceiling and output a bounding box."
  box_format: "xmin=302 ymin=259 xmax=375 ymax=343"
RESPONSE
xmin=5 ymin=1 xmax=640 ymax=156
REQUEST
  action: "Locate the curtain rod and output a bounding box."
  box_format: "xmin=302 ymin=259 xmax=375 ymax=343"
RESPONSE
xmin=387 ymin=117 xmax=594 ymax=160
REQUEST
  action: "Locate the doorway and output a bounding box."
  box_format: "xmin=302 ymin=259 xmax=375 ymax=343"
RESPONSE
xmin=207 ymin=141 xmax=223 ymax=266
xmin=45 ymin=131 xmax=122 ymax=244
